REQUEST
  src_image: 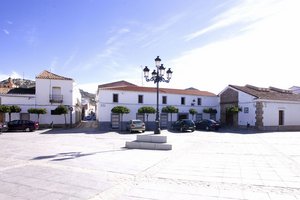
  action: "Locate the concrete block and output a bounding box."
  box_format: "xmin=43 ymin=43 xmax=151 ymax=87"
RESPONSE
xmin=136 ymin=134 xmax=167 ymax=143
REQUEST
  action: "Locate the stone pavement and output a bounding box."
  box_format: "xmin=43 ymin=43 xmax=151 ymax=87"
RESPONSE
xmin=0 ymin=127 xmax=300 ymax=200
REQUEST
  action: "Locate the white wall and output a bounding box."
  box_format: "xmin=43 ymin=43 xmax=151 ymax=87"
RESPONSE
xmin=35 ymin=79 xmax=74 ymax=105
xmin=237 ymin=91 xmax=256 ymax=126
xmin=0 ymin=94 xmax=36 ymax=121
xmin=263 ymin=101 xmax=300 ymax=126
xmin=97 ymin=89 xmax=219 ymax=122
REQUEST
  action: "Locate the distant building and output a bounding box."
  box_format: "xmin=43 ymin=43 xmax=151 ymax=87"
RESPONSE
xmin=0 ymin=77 xmax=17 ymax=88
xmin=219 ymin=84 xmax=300 ymax=131
xmin=96 ymin=81 xmax=219 ymax=131
xmin=290 ymin=86 xmax=300 ymax=94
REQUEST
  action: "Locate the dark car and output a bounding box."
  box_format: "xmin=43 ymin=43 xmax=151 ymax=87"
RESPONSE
xmin=7 ymin=120 xmax=39 ymax=132
xmin=126 ymin=119 xmax=146 ymax=133
xmin=172 ymin=119 xmax=195 ymax=132
xmin=0 ymin=122 xmax=8 ymax=132
xmin=195 ymin=119 xmax=220 ymax=131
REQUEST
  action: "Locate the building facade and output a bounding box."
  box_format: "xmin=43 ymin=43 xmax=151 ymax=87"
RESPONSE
xmin=0 ymin=70 xmax=82 ymax=127
xmin=96 ymin=81 xmax=219 ymax=131
xmin=219 ymin=84 xmax=300 ymax=131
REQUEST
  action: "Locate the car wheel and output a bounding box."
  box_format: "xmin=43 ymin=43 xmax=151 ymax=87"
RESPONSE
xmin=205 ymin=126 xmax=210 ymax=131
xmin=25 ymin=127 xmax=30 ymax=132
xmin=180 ymin=127 xmax=183 ymax=132
xmin=191 ymin=129 xmax=195 ymax=132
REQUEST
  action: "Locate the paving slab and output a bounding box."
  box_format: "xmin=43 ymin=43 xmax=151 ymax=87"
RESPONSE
xmin=0 ymin=127 xmax=300 ymax=200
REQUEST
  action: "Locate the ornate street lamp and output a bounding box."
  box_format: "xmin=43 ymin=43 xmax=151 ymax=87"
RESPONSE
xmin=143 ymin=56 xmax=173 ymax=134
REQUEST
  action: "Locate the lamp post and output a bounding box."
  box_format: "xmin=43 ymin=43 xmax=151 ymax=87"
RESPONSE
xmin=143 ymin=56 xmax=173 ymax=134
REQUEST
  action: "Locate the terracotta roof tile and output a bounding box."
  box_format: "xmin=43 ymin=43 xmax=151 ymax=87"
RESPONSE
xmin=229 ymin=84 xmax=300 ymax=101
xmin=36 ymin=70 xmax=73 ymax=80
xmin=0 ymin=88 xmax=11 ymax=94
xmin=98 ymin=80 xmax=137 ymax=88
xmin=100 ymin=85 xmax=216 ymax=96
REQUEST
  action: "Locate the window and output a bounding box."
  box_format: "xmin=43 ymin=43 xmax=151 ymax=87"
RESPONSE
xmin=162 ymin=96 xmax=167 ymax=104
xmin=279 ymin=110 xmax=284 ymax=125
xmin=197 ymin=98 xmax=202 ymax=106
xmin=244 ymin=107 xmax=249 ymax=113
xmin=113 ymin=93 xmax=119 ymax=103
xmin=138 ymin=95 xmax=143 ymax=104
xmin=181 ymin=97 xmax=185 ymax=105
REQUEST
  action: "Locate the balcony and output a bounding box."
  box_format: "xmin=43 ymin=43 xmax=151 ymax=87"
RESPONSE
xmin=49 ymin=94 xmax=63 ymax=103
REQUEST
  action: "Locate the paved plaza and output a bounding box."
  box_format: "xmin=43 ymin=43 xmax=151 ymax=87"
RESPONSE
xmin=0 ymin=125 xmax=300 ymax=200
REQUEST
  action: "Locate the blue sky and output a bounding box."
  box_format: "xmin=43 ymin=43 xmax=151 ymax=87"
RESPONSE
xmin=1 ymin=0 xmax=299 ymax=94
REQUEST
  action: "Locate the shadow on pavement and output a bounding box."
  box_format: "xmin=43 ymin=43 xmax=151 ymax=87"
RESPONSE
xmin=31 ymin=149 xmax=127 ymax=161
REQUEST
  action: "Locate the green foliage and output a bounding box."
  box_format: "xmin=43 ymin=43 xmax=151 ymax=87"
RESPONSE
xmin=203 ymin=108 xmax=217 ymax=114
xmin=226 ymin=106 xmax=241 ymax=113
xmin=0 ymin=105 xmax=10 ymax=113
xmin=111 ymin=106 xmax=130 ymax=114
xmin=161 ymin=106 xmax=178 ymax=113
xmin=54 ymin=105 xmax=68 ymax=115
xmin=28 ymin=108 xmax=47 ymax=115
xmin=9 ymin=105 xmax=21 ymax=113
xmin=189 ymin=108 xmax=198 ymax=115
xmin=138 ymin=106 xmax=156 ymax=114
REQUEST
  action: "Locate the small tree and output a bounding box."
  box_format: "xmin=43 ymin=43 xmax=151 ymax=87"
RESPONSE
xmin=0 ymin=105 xmax=10 ymax=121
xmin=162 ymin=106 xmax=179 ymax=125
xmin=189 ymin=108 xmax=198 ymax=121
xmin=8 ymin=105 xmax=21 ymax=121
xmin=138 ymin=106 xmax=156 ymax=130
xmin=203 ymin=108 xmax=217 ymax=114
xmin=28 ymin=108 xmax=47 ymax=122
xmin=54 ymin=105 xmax=69 ymax=127
xmin=111 ymin=106 xmax=130 ymax=131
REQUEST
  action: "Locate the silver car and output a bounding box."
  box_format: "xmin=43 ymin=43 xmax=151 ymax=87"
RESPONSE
xmin=127 ymin=120 xmax=146 ymax=133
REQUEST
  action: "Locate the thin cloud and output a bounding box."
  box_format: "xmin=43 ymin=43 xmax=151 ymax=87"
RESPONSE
xmin=172 ymin=0 xmax=300 ymax=93
xmin=184 ymin=0 xmax=281 ymax=41
xmin=3 ymin=29 xmax=9 ymax=35
xmin=106 ymin=27 xmax=130 ymax=45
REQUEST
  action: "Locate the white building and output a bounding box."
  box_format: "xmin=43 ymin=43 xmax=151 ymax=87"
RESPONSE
xmin=219 ymin=84 xmax=300 ymax=131
xmin=290 ymin=86 xmax=300 ymax=94
xmin=0 ymin=70 xmax=82 ymax=127
xmin=96 ymin=81 xmax=219 ymax=131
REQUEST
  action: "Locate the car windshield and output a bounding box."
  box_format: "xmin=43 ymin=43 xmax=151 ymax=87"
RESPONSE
xmin=132 ymin=120 xmax=142 ymax=124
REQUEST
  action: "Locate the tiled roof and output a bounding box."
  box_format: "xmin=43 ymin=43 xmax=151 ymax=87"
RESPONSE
xmin=0 ymin=88 xmax=11 ymax=94
xmin=36 ymin=70 xmax=73 ymax=80
xmin=229 ymin=84 xmax=300 ymax=101
xmin=98 ymin=80 xmax=137 ymax=88
xmin=7 ymin=87 xmax=36 ymax=95
xmin=100 ymin=85 xmax=216 ymax=96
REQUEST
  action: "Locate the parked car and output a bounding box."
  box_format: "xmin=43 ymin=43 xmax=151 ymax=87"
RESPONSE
xmin=172 ymin=119 xmax=195 ymax=132
xmin=195 ymin=119 xmax=220 ymax=131
xmin=126 ymin=119 xmax=146 ymax=133
xmin=7 ymin=120 xmax=39 ymax=132
xmin=0 ymin=122 xmax=8 ymax=132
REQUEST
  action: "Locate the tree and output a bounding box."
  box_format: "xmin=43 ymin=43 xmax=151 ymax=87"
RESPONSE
xmin=28 ymin=108 xmax=47 ymax=122
xmin=111 ymin=106 xmax=130 ymax=131
xmin=54 ymin=105 xmax=69 ymax=127
xmin=226 ymin=106 xmax=241 ymax=114
xmin=161 ymin=106 xmax=178 ymax=125
xmin=203 ymin=108 xmax=217 ymax=114
xmin=189 ymin=108 xmax=198 ymax=121
xmin=138 ymin=106 xmax=156 ymax=129
xmin=0 ymin=105 xmax=10 ymax=121
xmin=8 ymin=105 xmax=21 ymax=121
